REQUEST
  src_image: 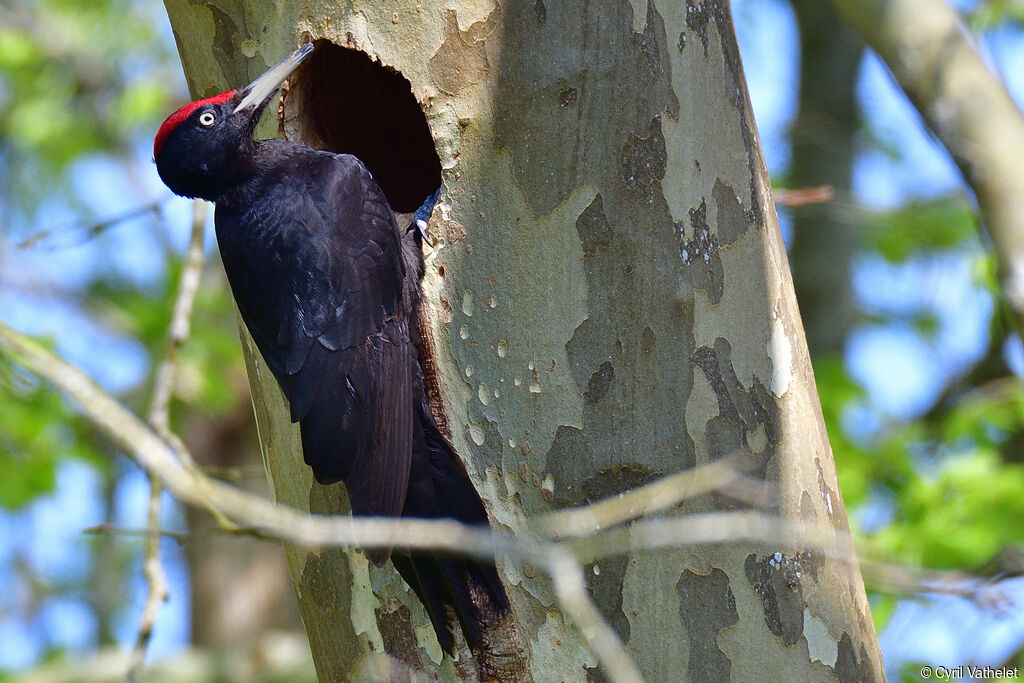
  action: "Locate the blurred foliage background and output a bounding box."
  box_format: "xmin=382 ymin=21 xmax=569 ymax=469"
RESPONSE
xmin=0 ymin=0 xmax=1021 ymax=680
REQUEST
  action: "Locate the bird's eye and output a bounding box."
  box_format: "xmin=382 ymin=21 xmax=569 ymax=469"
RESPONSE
xmin=198 ymin=111 xmax=216 ymax=127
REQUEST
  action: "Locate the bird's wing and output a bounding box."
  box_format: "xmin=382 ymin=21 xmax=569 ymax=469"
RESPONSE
xmin=216 ymin=152 xmax=413 ymax=531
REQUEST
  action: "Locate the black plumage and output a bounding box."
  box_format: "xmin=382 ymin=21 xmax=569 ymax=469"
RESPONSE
xmin=154 ymin=44 xmax=507 ymax=652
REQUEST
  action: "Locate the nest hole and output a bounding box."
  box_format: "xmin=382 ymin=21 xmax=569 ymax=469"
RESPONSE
xmin=288 ymin=40 xmax=442 ymax=214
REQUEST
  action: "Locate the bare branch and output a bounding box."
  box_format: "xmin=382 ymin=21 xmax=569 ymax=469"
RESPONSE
xmin=0 ymin=319 xmax=869 ymax=681
xmin=862 ymin=560 xmax=1017 ymax=611
xmin=537 ymin=453 xmax=775 ymax=539
xmin=773 ymin=185 xmax=836 ymax=208
xmin=15 ymin=200 xmax=166 ymax=250
xmin=568 ymin=511 xmax=857 ymax=569
xmin=82 ymin=524 xmax=189 ymax=544
xmin=548 ymin=549 xmax=644 ymax=683
xmin=125 ymin=201 xmax=207 ymax=682
xmin=0 ymin=320 xmax=645 ymax=677
xmin=197 ymin=464 xmax=268 ymax=481
xmin=123 ymin=482 xmax=168 ymax=683
xmin=830 ymin=0 xmax=1024 ymax=333
xmin=146 ymin=200 xmax=208 ymax=464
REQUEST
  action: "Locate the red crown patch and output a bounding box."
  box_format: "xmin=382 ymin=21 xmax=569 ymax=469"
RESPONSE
xmin=154 ymin=90 xmax=236 ymax=158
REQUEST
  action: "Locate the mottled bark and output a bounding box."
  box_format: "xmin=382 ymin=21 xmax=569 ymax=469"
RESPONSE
xmin=163 ymin=0 xmax=883 ymax=680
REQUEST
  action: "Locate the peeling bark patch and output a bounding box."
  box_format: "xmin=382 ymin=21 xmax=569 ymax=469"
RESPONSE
xmin=462 ymin=417 xmax=504 ymax=478
xmin=534 ymin=0 xmax=547 ymax=25
xmin=299 ymin=549 xmax=359 ymax=648
xmin=712 ymin=179 xmax=748 ymax=246
xmin=688 ymin=0 xmax=767 ymax=221
xmin=691 ymin=344 xmax=740 ymax=429
xmin=690 ymin=346 xmax=744 ymax=476
xmin=676 ymin=568 xmax=738 ymax=682
xmin=543 ymin=465 xmax=656 ymax=638
xmin=815 ymin=458 xmax=846 ymax=527
xmin=800 ymin=491 xmax=816 ymax=521
xmin=744 ymin=553 xmax=805 ymax=647
xmin=834 ymin=632 xmax=876 ymax=683
xmin=748 ymin=379 xmax=779 ymax=451
xmin=566 ymin=319 xmax=617 ymax=398
xmin=685 ymin=0 xmax=746 ymax=111
xmin=676 ymin=198 xmax=723 ymax=304
xmin=767 ymin=316 xmax=793 ymax=398
xmin=797 ymin=550 xmax=823 ymax=583
xmin=685 ymin=1 xmax=714 ymax=56
xmin=576 ymin=194 xmax=613 ymax=256
xmin=429 ymin=8 xmax=496 ymax=95
xmin=679 ymin=199 xmax=719 ymax=264
xmin=584 ymin=361 xmax=615 ymax=403
xmin=581 ymin=464 xmax=659 ymax=504
xmin=746 ymin=178 xmax=762 ymax=226
xmin=620 ymin=116 xmax=667 ymax=204
xmin=547 ymin=426 xmax=589 ymax=507
xmin=636 ymin=0 xmax=663 ymax=76
xmin=586 ymin=555 xmax=631 ymax=642
xmin=690 ymin=339 xmax=778 ymax=487
xmin=576 ymin=468 xmax=658 ymax=645
xmin=204 ymin=4 xmax=248 ymax=89
xmin=494 ymin=0 xmax=677 ymax=214
xmin=302 ymin=553 xmax=340 ymax=614
xmin=375 ymin=604 xmax=422 ymax=670
xmin=802 ymin=608 xmax=839 ymax=667
xmin=558 ymin=183 xmax=697 ymax=482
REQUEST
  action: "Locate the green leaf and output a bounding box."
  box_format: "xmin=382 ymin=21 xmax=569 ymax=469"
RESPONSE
xmin=114 ymin=82 xmax=168 ymax=128
xmin=868 ymin=594 xmax=898 ymax=631
xmin=0 ymin=357 xmax=107 ymax=508
xmin=0 ymin=29 xmax=39 ymax=69
xmin=865 ymin=197 xmax=978 ymax=263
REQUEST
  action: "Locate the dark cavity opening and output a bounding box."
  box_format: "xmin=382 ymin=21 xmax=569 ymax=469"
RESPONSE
xmin=289 ymin=40 xmax=442 ymax=214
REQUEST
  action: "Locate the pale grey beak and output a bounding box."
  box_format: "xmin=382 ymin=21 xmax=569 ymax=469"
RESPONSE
xmin=234 ymin=42 xmax=315 ymax=114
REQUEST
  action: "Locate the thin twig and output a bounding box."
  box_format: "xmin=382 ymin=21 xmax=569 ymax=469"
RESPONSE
xmin=861 ymin=560 xmax=1016 ymax=611
xmin=147 ymin=200 xmax=207 ymax=465
xmin=0 ymin=320 xmax=870 ymax=681
xmin=536 ymin=453 xmax=775 ymax=539
xmin=124 ymin=480 xmax=167 ymax=683
xmin=773 ymin=185 xmax=835 ymax=207
xmin=82 ymin=524 xmax=189 ymax=544
xmin=548 ymin=548 xmax=644 ymax=683
xmin=571 ymin=511 xmax=857 ymax=566
xmin=16 ymin=200 xmax=166 ymax=250
xmin=125 ymin=201 xmax=206 ymax=682
xmin=0 ymin=320 xmax=645 ymax=676
xmin=198 ymin=464 xmax=268 ymax=481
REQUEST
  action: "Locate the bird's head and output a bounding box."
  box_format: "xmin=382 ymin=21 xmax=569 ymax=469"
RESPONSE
xmin=154 ymin=43 xmax=314 ymax=200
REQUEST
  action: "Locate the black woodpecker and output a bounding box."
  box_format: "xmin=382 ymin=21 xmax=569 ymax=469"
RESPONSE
xmin=153 ymin=43 xmax=507 ymax=652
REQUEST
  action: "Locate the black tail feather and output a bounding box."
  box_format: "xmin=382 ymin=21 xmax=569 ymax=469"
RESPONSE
xmin=390 ymin=552 xmax=494 ymax=653
xmin=388 ymin=402 xmax=509 ymax=652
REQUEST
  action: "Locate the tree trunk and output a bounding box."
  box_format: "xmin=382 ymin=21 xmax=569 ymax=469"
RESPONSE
xmin=830 ymin=0 xmax=1024 ymax=337
xmin=788 ymin=0 xmax=863 ymax=357
xmin=163 ymin=0 xmax=884 ymax=680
